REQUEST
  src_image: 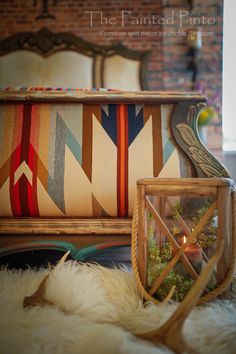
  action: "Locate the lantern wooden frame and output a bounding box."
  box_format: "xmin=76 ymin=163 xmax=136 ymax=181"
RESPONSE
xmin=136 ymin=177 xmax=235 ymax=301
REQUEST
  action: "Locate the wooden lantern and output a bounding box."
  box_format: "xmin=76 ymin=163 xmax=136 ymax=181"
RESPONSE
xmin=135 ymin=178 xmax=235 ymax=303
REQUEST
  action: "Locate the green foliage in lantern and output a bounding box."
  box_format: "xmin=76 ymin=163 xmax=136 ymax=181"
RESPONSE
xmin=148 ymin=245 xmax=195 ymax=302
xmin=172 ymin=203 xmax=217 ymax=249
xmin=148 ymin=242 xmax=217 ymax=302
xmin=147 ymin=201 xmax=218 ymax=302
xmin=173 ymin=201 xmax=184 ymax=220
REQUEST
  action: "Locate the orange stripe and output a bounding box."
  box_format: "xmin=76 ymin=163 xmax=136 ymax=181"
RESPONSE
xmin=120 ymin=104 xmax=125 ymax=215
xmin=117 ymin=104 xmax=128 ymax=216
xmin=117 ymin=106 xmax=120 ymax=215
xmin=124 ymin=106 xmax=128 ymax=215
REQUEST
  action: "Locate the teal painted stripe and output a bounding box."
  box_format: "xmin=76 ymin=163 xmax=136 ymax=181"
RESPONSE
xmin=161 ymin=111 xmax=174 ymax=164
xmin=163 ymin=140 xmax=174 ymax=164
xmin=66 ymin=128 xmax=82 ymax=164
xmin=0 ymin=240 xmax=130 ymax=262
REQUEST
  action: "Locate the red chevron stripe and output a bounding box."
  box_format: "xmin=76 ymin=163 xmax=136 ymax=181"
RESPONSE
xmin=10 ymin=104 xmax=23 ymax=216
xmin=18 ymin=104 xmax=32 ymax=215
xmin=27 ymin=143 xmax=39 ymax=216
xmin=10 ymin=145 xmax=21 ymax=216
xmin=9 ymin=104 xmax=40 ymax=216
xmin=27 ymin=104 xmax=39 ymax=216
xmin=10 ymin=143 xmax=40 ymax=216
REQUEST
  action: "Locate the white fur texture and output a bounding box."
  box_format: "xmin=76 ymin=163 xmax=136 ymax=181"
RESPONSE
xmin=0 ymin=261 xmax=236 ymax=354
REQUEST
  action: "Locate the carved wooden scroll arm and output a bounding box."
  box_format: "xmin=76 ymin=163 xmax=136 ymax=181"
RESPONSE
xmin=171 ymin=101 xmax=230 ymax=178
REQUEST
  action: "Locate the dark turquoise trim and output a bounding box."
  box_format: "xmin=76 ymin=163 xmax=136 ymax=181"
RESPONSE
xmin=0 ymin=240 xmax=130 ymax=262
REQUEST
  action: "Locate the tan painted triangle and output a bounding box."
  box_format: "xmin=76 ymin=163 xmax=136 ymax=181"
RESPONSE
xmin=64 ymin=146 xmax=93 ymax=216
xmin=0 ymin=156 xmax=10 ymax=189
xmin=14 ymin=161 xmax=33 ymax=186
xmin=158 ymin=148 xmax=181 ymax=178
xmin=101 ymin=104 xmax=109 ymax=116
xmin=92 ymin=194 xmax=109 ymax=217
xmin=92 ymin=116 xmax=117 ymax=216
xmin=0 ymin=178 xmax=12 ymax=215
xmin=135 ymin=104 xmax=143 ymax=116
xmin=37 ymin=179 xmax=65 ymax=217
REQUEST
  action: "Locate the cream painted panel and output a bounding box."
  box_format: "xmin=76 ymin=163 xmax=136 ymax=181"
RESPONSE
xmin=158 ymin=149 xmax=181 ymax=216
xmin=37 ymin=179 xmax=65 ymax=217
xmin=158 ymin=149 xmax=181 ymax=178
xmin=128 ymin=118 xmax=153 ymax=216
xmin=103 ymin=55 xmax=141 ymax=90
xmin=64 ymin=146 xmax=92 ymax=216
xmin=0 ymin=51 xmax=93 ymax=88
xmin=92 ymin=115 xmax=117 ymax=216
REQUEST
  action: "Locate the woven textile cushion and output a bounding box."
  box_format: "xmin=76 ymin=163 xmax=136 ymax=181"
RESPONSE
xmin=0 ymin=102 xmax=189 ymax=217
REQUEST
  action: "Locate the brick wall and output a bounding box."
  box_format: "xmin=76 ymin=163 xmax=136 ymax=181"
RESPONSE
xmin=162 ymin=0 xmax=223 ymax=153
xmin=0 ymin=0 xmax=223 ymax=151
xmin=0 ymin=0 xmax=164 ymax=89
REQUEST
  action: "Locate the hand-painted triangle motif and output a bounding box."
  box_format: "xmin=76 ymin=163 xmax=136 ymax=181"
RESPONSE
xmin=101 ymin=104 xmax=117 ymax=145
xmin=92 ymin=194 xmax=109 ymax=217
xmin=127 ymin=104 xmax=144 ymax=146
xmin=100 ymin=104 xmax=146 ymax=147
xmin=14 ymin=161 xmax=33 ymax=186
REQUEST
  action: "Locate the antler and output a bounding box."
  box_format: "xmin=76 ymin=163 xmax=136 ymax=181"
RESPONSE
xmin=137 ymin=239 xmax=224 ymax=354
xmin=23 ymin=240 xmax=224 ymax=353
xmin=23 ymin=251 xmax=70 ymax=308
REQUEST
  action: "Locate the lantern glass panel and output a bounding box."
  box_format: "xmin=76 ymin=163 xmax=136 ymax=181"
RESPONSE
xmin=146 ymin=194 xmax=218 ymax=302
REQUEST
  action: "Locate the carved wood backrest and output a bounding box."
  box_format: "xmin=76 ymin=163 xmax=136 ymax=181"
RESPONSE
xmin=0 ymin=28 xmax=150 ymax=90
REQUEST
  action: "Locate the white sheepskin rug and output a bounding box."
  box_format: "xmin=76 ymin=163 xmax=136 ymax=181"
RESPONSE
xmin=1 ymin=261 xmax=236 ymax=354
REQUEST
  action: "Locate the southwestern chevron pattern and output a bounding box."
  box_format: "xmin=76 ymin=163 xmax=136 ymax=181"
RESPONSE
xmin=0 ymin=102 xmax=182 ymax=217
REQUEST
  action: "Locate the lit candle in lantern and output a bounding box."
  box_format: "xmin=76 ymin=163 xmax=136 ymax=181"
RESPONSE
xmin=183 ymin=236 xmax=203 ymax=271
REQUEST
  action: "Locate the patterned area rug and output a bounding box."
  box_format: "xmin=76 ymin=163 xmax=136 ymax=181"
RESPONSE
xmin=0 ymin=261 xmax=236 ymax=354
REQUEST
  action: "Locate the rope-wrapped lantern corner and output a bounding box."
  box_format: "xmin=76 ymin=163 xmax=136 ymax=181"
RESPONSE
xmin=132 ymin=178 xmax=236 ymax=304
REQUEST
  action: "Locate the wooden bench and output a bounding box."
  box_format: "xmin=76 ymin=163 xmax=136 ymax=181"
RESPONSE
xmin=0 ymin=89 xmax=230 ymax=249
